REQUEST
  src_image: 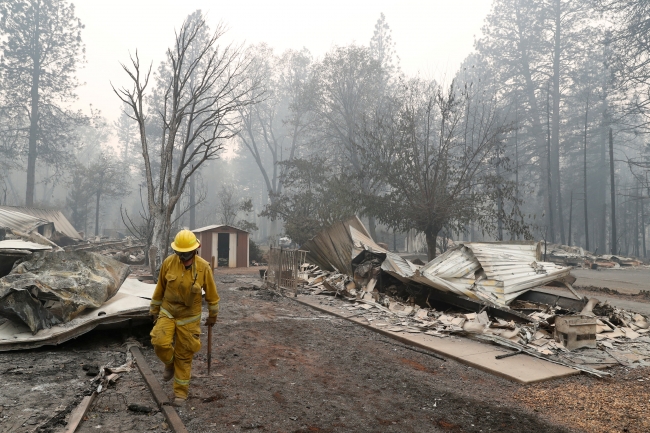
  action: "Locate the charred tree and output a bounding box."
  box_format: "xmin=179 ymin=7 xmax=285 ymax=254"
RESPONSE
xmin=114 ymin=13 xmax=261 ymax=273
xmin=583 ymin=92 xmax=590 ymax=251
xmin=609 ymin=128 xmax=616 ymax=254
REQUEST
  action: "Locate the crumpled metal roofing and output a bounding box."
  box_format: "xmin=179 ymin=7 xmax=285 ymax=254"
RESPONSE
xmin=0 ymin=208 xmax=52 ymax=234
xmin=302 ymin=219 xmax=574 ymax=307
xmin=379 ymin=241 xmax=572 ymax=306
xmin=465 ymin=242 xmax=572 ymax=304
xmin=301 ymin=216 xmax=372 ymax=276
xmin=0 ymin=251 xmax=130 ymax=334
xmin=347 ymin=225 xmax=573 ymax=307
xmin=0 ymin=240 xmax=52 ymax=251
xmin=0 ymin=206 xmax=81 ymax=240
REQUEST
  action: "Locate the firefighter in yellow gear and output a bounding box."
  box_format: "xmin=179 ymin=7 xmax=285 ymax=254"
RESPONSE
xmin=149 ymin=229 xmax=219 ymax=406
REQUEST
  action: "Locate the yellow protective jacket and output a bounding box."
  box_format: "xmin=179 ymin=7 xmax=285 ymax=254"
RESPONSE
xmin=149 ymin=254 xmax=219 ymax=321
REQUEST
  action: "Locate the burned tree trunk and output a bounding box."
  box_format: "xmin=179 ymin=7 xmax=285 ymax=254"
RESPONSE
xmin=583 ymin=93 xmax=590 ymax=251
xmin=552 ymin=0 xmax=565 ymax=245
xmin=546 ymin=84 xmax=555 ymax=242
xmin=609 ymin=128 xmax=617 ymax=254
xmin=94 ymin=188 xmax=102 ymax=237
xmin=639 ymin=183 xmax=647 ymax=258
xmin=634 ymin=179 xmax=641 ymax=257
xmin=26 ymin=5 xmax=41 ymax=207
xmin=425 ymin=224 xmax=442 ymax=262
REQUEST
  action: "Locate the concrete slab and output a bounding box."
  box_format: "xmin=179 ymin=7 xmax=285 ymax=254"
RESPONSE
xmin=296 ymin=295 xmax=579 ymax=384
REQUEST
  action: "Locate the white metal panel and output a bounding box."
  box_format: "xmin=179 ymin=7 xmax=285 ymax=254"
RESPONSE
xmin=421 ymin=246 xmax=481 ymax=279
xmin=229 ymin=232 xmax=237 ymax=267
xmin=0 ymin=240 xmax=51 ymax=251
xmin=380 ymin=252 xmax=418 ymax=278
xmin=211 ymin=233 xmax=218 ymax=267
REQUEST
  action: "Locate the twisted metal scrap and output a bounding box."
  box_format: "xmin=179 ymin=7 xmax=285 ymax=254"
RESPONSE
xmin=0 ymin=251 xmax=130 ymax=334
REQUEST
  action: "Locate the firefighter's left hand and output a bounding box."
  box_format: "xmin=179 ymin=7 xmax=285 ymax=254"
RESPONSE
xmin=205 ymin=316 xmax=217 ymax=326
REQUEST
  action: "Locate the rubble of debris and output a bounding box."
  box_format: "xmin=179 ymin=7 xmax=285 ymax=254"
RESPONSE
xmin=0 ymin=206 xmax=146 ymax=279
xmin=547 ymin=243 xmax=647 ymax=268
xmin=68 ymin=237 xmax=146 ymax=265
xmin=290 ymin=217 xmax=650 ymax=375
xmin=0 ymin=206 xmax=155 ymax=350
xmin=300 ymin=217 xmax=577 ymax=308
xmin=299 ymin=262 xmax=650 ymax=374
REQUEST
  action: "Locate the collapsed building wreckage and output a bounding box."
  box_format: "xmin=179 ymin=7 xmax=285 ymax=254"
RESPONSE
xmin=0 ymin=206 xmax=147 ymax=280
xmin=0 ymin=206 xmax=153 ymax=350
xmin=300 ymin=217 xmax=577 ymax=307
xmin=289 ymin=217 xmax=650 ymax=375
xmin=0 ymin=252 xmax=153 ymax=350
xmin=544 ymin=243 xmax=646 ymax=269
xmin=0 ymin=251 xmax=131 ymax=334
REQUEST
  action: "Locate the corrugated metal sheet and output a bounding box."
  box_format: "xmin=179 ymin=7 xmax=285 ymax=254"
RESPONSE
xmin=0 ymin=206 xmax=81 ymax=240
xmin=304 ymin=219 xmax=573 ymax=307
xmin=301 ymin=216 xmax=371 ymax=275
xmin=414 ymin=242 xmax=572 ymax=306
xmin=0 ymin=208 xmax=52 ymax=234
xmin=348 ymin=230 xmax=572 ymax=307
xmin=421 ymin=246 xmax=481 ymax=279
xmin=463 ymin=242 xmax=571 ymax=304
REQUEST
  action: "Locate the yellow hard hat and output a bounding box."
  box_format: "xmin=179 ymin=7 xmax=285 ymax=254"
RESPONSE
xmin=171 ymin=229 xmax=200 ymax=252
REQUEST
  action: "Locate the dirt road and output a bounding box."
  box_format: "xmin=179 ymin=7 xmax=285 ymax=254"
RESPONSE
xmin=2 ymin=274 xmax=648 ymax=432
xmin=146 ymin=278 xmax=572 ymax=433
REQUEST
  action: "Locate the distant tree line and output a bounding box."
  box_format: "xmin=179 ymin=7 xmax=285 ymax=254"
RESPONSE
xmin=4 ymin=2 xmax=650 ymax=261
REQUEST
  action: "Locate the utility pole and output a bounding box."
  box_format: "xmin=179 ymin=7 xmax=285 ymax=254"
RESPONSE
xmin=609 ymin=128 xmax=617 ymax=254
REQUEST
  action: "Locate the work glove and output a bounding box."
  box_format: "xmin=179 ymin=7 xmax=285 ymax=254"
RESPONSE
xmin=205 ymin=316 xmax=217 ymax=326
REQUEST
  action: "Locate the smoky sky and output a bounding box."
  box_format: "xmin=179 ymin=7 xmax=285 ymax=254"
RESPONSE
xmin=73 ymin=0 xmax=491 ymax=123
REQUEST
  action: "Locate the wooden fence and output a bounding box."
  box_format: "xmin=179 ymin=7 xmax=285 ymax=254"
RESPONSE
xmin=265 ymin=247 xmax=307 ymax=296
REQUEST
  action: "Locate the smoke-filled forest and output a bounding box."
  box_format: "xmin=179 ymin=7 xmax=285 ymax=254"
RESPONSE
xmin=1 ymin=0 xmax=649 ymax=264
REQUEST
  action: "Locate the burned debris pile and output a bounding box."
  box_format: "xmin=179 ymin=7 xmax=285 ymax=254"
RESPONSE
xmin=300 ymin=217 xmax=576 ymax=307
xmin=299 ymin=262 xmax=650 ymax=373
xmin=68 ymin=238 xmax=146 ymax=265
xmin=0 ymin=205 xmax=146 ymax=280
xmin=0 ymin=251 xmax=130 ymax=333
xmin=0 ymin=207 xmax=154 ymax=350
xmin=546 ymin=243 xmax=646 ymax=268
xmin=291 ymin=218 xmax=650 ymax=375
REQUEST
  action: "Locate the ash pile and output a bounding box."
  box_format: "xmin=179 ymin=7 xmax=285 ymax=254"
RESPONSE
xmin=292 ymin=217 xmax=650 ymax=376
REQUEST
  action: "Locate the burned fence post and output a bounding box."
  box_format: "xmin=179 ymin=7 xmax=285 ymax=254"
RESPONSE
xmin=265 ymin=247 xmax=305 ymax=296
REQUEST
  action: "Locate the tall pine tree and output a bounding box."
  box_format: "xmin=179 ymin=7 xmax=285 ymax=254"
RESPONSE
xmin=0 ymin=0 xmax=85 ymax=206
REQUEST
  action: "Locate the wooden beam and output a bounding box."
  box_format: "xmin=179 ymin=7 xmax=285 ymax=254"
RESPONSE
xmin=63 ymin=392 xmax=96 ymax=433
xmin=130 ymin=346 xmax=189 ymax=433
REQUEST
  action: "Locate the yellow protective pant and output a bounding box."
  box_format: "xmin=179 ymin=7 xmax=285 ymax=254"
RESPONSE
xmin=150 ymin=314 xmax=202 ymax=399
